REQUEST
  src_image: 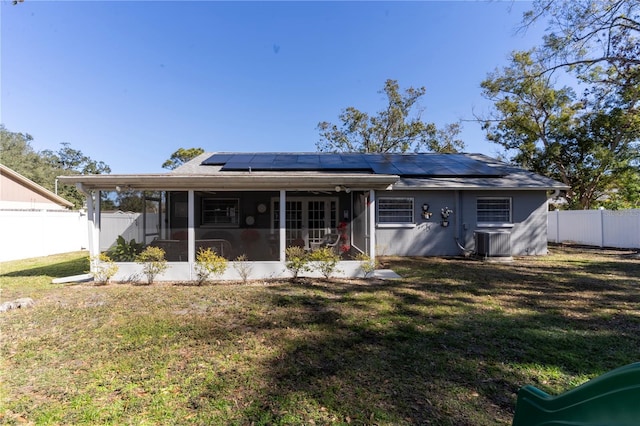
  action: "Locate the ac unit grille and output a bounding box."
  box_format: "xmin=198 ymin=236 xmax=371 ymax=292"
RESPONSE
xmin=475 ymin=231 xmax=511 ymax=257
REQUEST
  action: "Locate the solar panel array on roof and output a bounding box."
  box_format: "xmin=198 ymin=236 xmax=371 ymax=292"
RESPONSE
xmin=201 ymin=153 xmax=505 ymax=177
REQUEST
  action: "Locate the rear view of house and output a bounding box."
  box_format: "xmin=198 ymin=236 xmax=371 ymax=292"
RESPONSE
xmin=59 ymin=152 xmax=567 ymax=281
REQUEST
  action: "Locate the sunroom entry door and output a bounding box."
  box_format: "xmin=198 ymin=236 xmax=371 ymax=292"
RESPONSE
xmin=273 ymin=197 xmax=338 ymax=249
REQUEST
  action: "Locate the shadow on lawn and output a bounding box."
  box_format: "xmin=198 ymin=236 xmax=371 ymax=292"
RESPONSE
xmin=0 ymin=256 xmax=89 ymax=278
xmin=217 ymin=254 xmax=640 ymax=425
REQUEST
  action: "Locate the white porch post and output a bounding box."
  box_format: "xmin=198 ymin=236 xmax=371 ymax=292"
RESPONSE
xmin=368 ymin=189 xmax=376 ymax=259
xmin=279 ymin=190 xmax=286 ymax=262
xmin=188 ymin=190 xmax=195 ymax=263
xmin=82 ymin=188 xmax=100 ymax=273
xmin=93 ymin=190 xmax=100 ymax=258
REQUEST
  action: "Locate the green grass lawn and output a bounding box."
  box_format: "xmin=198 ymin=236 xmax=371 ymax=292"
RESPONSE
xmin=1 ymin=247 xmax=639 ymax=425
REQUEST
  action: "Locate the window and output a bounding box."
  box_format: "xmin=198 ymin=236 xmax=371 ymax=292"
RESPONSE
xmin=202 ymin=198 xmax=239 ymax=226
xmin=378 ymin=197 xmax=414 ymax=224
xmin=477 ymin=197 xmax=511 ymax=224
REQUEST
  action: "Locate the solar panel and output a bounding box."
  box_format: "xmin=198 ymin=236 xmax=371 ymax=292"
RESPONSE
xmin=203 ymin=153 xmax=234 ymax=165
xmin=201 ymin=152 xmax=505 ymax=177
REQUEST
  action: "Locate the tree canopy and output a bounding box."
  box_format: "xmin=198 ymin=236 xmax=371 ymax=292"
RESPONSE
xmin=316 ymin=79 xmax=464 ymax=153
xmin=480 ymin=0 xmax=640 ymax=209
xmin=162 ymin=147 xmax=205 ymax=170
xmin=523 ymin=0 xmax=639 ymax=84
xmin=0 ymin=125 xmax=111 ymax=209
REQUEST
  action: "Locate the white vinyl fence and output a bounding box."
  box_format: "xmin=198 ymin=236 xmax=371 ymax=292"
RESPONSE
xmin=0 ymin=210 xmax=160 ymax=263
xmin=548 ymin=209 xmax=640 ymax=249
xmin=0 ymin=210 xmax=89 ymax=262
xmin=99 ymin=212 xmax=159 ymax=251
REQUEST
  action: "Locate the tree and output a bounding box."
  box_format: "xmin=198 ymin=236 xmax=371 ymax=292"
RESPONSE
xmin=316 ymin=79 xmax=464 ymax=153
xmin=41 ymin=143 xmax=110 ymax=175
xmin=480 ymin=1 xmax=640 ymax=210
xmin=162 ymin=147 xmax=204 ymax=170
xmin=0 ymin=125 xmax=48 ymax=180
xmin=522 ymin=0 xmax=640 ymax=86
xmin=481 ymin=50 xmax=640 ymax=209
xmin=427 ymin=122 xmax=465 ymax=153
xmin=602 ymin=169 xmax=640 ymax=209
xmin=0 ymin=125 xmax=111 ymax=209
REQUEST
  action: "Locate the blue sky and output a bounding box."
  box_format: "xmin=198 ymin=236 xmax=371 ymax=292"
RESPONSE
xmin=1 ymin=1 xmax=546 ymax=174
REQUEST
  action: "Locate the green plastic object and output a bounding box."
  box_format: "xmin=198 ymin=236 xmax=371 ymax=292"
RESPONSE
xmin=512 ymin=362 xmax=640 ymax=426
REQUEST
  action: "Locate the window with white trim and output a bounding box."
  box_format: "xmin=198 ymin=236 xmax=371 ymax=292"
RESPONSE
xmin=477 ymin=197 xmax=512 ymax=224
xmin=202 ymin=198 xmax=240 ymax=227
xmin=377 ymin=197 xmax=414 ymax=224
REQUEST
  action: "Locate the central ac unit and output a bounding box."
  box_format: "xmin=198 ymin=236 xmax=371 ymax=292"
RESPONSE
xmin=475 ymin=230 xmax=512 ymax=258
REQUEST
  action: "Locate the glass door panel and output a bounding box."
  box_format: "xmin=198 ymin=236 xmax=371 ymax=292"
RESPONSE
xmin=273 ymin=197 xmax=338 ymax=249
xmin=307 ymin=200 xmax=326 ymax=247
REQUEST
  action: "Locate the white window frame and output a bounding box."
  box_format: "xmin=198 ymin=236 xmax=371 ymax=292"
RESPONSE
xmin=201 ymin=198 xmax=240 ymax=227
xmin=377 ymin=197 xmax=415 ymax=227
xmin=476 ymin=197 xmax=512 ymax=226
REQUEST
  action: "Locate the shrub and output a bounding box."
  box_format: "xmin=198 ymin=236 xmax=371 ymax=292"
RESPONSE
xmin=308 ymin=247 xmax=341 ymax=280
xmin=195 ymin=247 xmax=227 ymax=285
xmin=233 ymin=254 xmax=253 ymax=284
xmin=135 ymin=246 xmax=168 ymax=284
xmin=91 ymin=253 xmax=119 ymax=284
xmin=355 ymin=252 xmax=377 ymax=279
xmin=285 ymin=246 xmax=310 ymax=281
xmin=107 ymin=236 xmax=143 ymax=262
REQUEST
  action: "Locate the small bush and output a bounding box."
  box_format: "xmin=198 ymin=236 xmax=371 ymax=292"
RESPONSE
xmin=285 ymin=246 xmax=310 ymax=281
xmin=136 ymin=246 xmax=168 ymax=284
xmin=107 ymin=236 xmax=143 ymax=262
xmin=91 ymin=253 xmax=119 ymax=284
xmin=308 ymin=247 xmax=341 ymax=280
xmin=195 ymin=247 xmax=227 ymax=285
xmin=233 ymin=254 xmax=253 ymax=284
xmin=355 ymin=253 xmax=377 ymax=279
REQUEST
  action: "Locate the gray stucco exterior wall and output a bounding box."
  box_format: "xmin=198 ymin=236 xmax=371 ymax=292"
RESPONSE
xmin=374 ymin=189 xmax=549 ymax=257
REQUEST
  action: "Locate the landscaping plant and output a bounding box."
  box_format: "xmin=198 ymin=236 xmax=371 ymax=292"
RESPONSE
xmin=285 ymin=246 xmax=309 ymax=281
xmin=135 ymin=246 xmax=168 ymax=284
xmin=308 ymin=246 xmax=341 ymax=280
xmin=232 ymin=254 xmax=252 ymax=284
xmin=195 ymin=247 xmax=227 ymax=285
xmin=355 ymin=252 xmax=377 ymax=278
xmin=90 ymin=253 xmax=118 ymax=284
xmin=107 ymin=236 xmax=143 ymax=262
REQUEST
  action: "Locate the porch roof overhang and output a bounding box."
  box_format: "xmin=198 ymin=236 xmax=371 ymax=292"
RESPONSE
xmin=57 ymin=172 xmax=399 ymax=192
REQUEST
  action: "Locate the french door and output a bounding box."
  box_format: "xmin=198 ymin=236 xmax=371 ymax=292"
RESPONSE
xmin=272 ymin=197 xmax=338 ymax=248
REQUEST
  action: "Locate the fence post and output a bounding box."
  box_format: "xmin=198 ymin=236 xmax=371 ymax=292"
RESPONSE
xmin=637 ymin=210 xmax=640 ymax=250
xmin=600 ymin=208 xmax=605 ymax=248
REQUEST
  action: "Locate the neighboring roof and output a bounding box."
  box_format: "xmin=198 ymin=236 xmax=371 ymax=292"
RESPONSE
xmin=0 ymin=164 xmax=74 ymax=209
xmin=58 ymin=152 xmax=568 ymax=192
